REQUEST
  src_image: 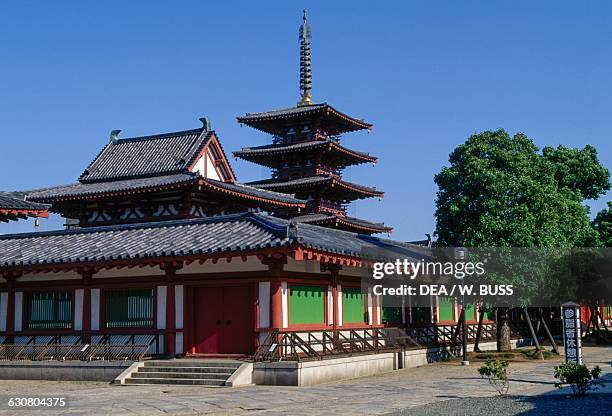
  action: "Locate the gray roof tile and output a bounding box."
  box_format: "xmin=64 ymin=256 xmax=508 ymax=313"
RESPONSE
xmin=0 ymin=212 xmax=420 ymax=268
xmin=79 ymin=128 xmax=211 ymax=182
xmin=26 ymin=174 xmax=305 ymax=206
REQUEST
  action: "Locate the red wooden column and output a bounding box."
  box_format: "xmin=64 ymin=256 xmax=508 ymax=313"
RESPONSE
xmin=328 ymin=265 xmax=342 ymax=337
xmin=270 ymin=281 xmax=283 ymax=330
xmin=262 ymin=255 xmax=286 ymax=331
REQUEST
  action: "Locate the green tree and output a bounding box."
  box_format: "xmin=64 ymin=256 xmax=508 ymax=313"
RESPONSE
xmin=592 ymin=202 xmax=612 ymax=247
xmin=434 ymin=129 xmax=609 ymax=351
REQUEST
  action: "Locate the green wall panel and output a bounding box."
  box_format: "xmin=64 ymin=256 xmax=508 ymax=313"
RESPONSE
xmin=343 ymin=287 xmax=365 ymax=323
xmin=289 ymin=285 xmax=325 ymax=325
xmin=438 ymin=296 xmax=454 ymax=321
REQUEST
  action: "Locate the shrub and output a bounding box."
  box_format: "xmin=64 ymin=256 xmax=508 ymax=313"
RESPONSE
xmin=478 ymin=359 xmax=510 ymax=395
xmin=553 ymin=363 xmax=603 ymax=396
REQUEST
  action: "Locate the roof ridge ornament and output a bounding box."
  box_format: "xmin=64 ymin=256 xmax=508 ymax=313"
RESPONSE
xmin=297 ymin=9 xmax=313 ymax=107
xmin=199 ymin=117 xmax=212 ymax=132
xmin=109 ymin=130 xmax=121 ymax=144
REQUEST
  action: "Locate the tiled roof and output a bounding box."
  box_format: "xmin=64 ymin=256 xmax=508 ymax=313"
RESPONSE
xmin=0 ymin=193 xmax=49 ymax=211
xmin=0 ymin=212 xmax=418 ymax=269
xmin=0 ymin=193 xmax=49 ymax=222
xmin=247 ymin=176 xmax=383 ymax=197
xmin=292 ymin=213 xmax=392 ymax=234
xmin=237 ymin=103 xmax=372 ymax=136
xmin=79 ymin=128 xmax=212 ymax=182
xmin=27 ymin=174 xmax=200 ymax=201
xmin=26 ymin=173 xmax=305 ymax=207
xmin=233 ymin=139 xmax=377 ymax=166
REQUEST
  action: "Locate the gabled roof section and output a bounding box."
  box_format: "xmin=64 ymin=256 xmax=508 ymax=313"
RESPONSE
xmin=0 ymin=193 xmax=49 ymax=222
xmin=79 ymin=127 xmax=214 ymax=183
xmin=237 ymin=103 xmax=373 ymax=136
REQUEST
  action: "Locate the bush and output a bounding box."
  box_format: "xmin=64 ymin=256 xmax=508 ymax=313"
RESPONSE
xmin=553 ymin=363 xmax=603 ymax=396
xmin=478 ymin=359 xmax=510 ymax=395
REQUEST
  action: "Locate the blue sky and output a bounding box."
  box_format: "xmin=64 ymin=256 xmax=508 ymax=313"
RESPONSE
xmin=1 ymin=1 xmax=610 ymax=240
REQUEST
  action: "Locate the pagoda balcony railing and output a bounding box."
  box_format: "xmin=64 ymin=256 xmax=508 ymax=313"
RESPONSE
xmin=317 ymin=200 xmax=346 ymax=216
xmin=315 ymin=166 xmax=341 ymax=180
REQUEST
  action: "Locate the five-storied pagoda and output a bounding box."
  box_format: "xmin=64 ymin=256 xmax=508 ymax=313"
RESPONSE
xmin=235 ymin=11 xmax=391 ymax=235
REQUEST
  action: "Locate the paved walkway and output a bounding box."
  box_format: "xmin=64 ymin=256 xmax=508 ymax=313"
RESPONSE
xmin=0 ymin=347 xmax=610 ymax=416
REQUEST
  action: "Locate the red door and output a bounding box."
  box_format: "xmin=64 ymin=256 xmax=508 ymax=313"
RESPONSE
xmin=194 ymin=287 xmax=223 ymax=354
xmin=221 ymin=285 xmax=252 ymax=354
xmin=193 ymin=286 xmax=253 ymax=354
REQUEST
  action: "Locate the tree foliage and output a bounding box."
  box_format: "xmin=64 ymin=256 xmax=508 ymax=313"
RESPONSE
xmin=434 ymin=129 xmax=609 ymax=248
xmin=592 ymin=202 xmax=612 ymax=247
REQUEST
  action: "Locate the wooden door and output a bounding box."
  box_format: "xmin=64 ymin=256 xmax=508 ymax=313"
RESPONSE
xmin=193 ymin=285 xmax=253 ymax=354
xmin=194 ymin=287 xmax=223 ymax=354
xmin=221 ymin=285 xmax=252 ymax=354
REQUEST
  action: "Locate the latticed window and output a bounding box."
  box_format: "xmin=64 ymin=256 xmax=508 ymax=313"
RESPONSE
xmin=27 ymin=291 xmax=72 ymax=329
xmin=104 ymin=288 xmax=154 ymax=328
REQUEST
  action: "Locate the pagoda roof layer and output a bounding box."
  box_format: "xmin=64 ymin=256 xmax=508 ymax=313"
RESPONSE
xmin=0 ymin=193 xmax=49 ymax=223
xmin=233 ymin=138 xmax=377 ymax=168
xmin=0 ymin=212 xmax=418 ymax=270
xmin=26 ymin=173 xmax=305 ymax=208
xmin=80 ymin=128 xmax=235 ymax=183
xmin=237 ymin=103 xmax=372 ymax=136
xmin=292 ymin=213 xmax=392 ymax=234
xmin=247 ymin=175 xmax=383 ymax=198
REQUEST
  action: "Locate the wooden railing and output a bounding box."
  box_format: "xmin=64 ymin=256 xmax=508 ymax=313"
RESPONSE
xmin=0 ymin=334 xmax=160 ymax=361
xmin=254 ymin=328 xmax=416 ymax=362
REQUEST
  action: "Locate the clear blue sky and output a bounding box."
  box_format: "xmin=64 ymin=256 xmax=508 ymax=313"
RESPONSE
xmin=1 ymin=1 xmax=610 ymax=240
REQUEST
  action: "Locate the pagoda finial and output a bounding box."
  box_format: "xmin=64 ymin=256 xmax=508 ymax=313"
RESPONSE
xmin=297 ymin=9 xmax=313 ymax=107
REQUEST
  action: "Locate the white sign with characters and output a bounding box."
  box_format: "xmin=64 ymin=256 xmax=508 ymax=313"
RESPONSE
xmin=561 ymin=302 xmax=582 ymax=364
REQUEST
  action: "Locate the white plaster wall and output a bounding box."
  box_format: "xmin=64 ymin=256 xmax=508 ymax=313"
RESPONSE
xmin=14 ymin=292 xmax=22 ymax=332
xmin=327 ymin=286 xmax=333 ymax=325
xmin=175 ymin=332 xmax=183 ymax=355
xmin=74 ymin=289 xmax=84 ymax=331
xmin=175 ymin=285 xmax=184 ymax=330
xmin=337 ymin=285 xmax=343 ymax=327
xmin=281 ymin=282 xmax=288 ymax=329
xmin=259 ymin=282 xmax=270 ymax=328
xmin=0 ymin=292 xmax=7 ymax=332
xmin=206 ymin=154 xmax=221 ymax=180
xmin=91 ymin=289 xmax=100 ymax=331
xmin=177 ymin=257 xmax=267 ymax=274
xmin=157 ymin=286 xmax=167 ymax=330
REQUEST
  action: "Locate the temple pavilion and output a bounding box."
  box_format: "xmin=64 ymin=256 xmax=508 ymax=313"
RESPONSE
xmin=0 ymin=12 xmax=412 ymax=358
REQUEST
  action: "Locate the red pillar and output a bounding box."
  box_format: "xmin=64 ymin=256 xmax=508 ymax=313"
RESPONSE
xmin=270 ymin=281 xmax=283 ymax=330
xmin=166 ymin=283 xmax=176 ymax=356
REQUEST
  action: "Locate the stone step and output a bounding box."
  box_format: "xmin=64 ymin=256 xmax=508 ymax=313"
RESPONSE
xmin=132 ymin=371 xmax=232 ymax=380
xmin=125 ymin=377 xmax=225 ymax=386
xmin=143 ymin=361 xmax=242 ymax=369
xmin=139 ymin=366 xmax=239 ymax=373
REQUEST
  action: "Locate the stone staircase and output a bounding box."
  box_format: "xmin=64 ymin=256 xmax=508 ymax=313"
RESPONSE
xmin=124 ymin=360 xmax=243 ymax=386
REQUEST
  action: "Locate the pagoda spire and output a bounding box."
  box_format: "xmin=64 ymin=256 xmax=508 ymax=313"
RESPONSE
xmin=298 ymin=9 xmax=313 ymax=106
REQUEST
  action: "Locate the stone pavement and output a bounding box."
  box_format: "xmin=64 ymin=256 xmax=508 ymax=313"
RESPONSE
xmin=0 ymin=347 xmax=609 ymax=416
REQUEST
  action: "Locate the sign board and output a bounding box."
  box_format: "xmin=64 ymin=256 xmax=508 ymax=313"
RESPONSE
xmin=561 ymin=302 xmax=582 ymax=364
